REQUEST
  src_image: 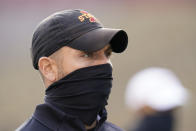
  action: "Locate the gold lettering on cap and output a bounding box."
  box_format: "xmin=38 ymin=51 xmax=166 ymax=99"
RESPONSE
xmin=78 ymin=11 xmax=96 ymax=22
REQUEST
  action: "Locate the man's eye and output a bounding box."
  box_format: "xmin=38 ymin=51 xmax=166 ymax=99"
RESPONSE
xmin=82 ymin=52 xmax=92 ymax=58
xmin=83 ymin=54 xmax=89 ymax=58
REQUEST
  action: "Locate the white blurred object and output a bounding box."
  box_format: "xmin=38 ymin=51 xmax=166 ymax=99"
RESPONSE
xmin=125 ymin=67 xmax=188 ymax=111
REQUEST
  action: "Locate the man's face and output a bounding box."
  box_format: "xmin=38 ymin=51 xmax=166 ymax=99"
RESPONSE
xmin=52 ymin=44 xmax=112 ymax=81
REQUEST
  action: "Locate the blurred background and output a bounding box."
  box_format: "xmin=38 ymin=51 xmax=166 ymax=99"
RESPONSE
xmin=0 ymin=0 xmax=195 ymax=131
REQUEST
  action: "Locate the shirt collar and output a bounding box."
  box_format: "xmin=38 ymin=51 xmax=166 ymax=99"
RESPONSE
xmin=33 ymin=103 xmax=107 ymax=131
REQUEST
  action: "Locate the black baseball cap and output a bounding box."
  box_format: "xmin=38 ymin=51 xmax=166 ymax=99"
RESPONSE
xmin=31 ymin=9 xmax=128 ymax=70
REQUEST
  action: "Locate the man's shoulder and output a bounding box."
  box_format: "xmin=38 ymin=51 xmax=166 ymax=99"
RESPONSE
xmin=16 ymin=118 xmax=124 ymax=131
xmin=99 ymin=121 xmax=125 ymax=131
xmin=16 ymin=117 xmax=51 ymax=131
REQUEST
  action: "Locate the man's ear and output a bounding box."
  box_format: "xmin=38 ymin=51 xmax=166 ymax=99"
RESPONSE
xmin=38 ymin=57 xmax=58 ymax=82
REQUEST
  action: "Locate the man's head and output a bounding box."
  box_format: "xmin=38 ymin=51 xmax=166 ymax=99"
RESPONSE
xmin=31 ymin=9 xmax=128 ymax=87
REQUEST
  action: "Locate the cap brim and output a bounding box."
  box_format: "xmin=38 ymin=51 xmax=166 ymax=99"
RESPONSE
xmin=68 ymin=28 xmax=128 ymax=53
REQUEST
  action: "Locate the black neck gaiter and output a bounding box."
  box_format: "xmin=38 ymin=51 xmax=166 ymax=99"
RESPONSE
xmin=45 ymin=64 xmax=113 ymax=126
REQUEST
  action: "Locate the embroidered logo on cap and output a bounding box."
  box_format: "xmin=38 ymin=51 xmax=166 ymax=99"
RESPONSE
xmin=78 ymin=11 xmax=96 ymax=22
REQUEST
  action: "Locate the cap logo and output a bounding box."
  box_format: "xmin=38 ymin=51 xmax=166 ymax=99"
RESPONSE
xmin=78 ymin=11 xmax=96 ymax=23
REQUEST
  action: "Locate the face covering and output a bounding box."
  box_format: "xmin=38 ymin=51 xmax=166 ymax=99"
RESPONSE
xmin=44 ymin=63 xmax=113 ymax=126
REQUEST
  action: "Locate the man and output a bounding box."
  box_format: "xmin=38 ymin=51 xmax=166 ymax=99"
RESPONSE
xmin=125 ymin=67 xmax=188 ymax=131
xmin=17 ymin=9 xmax=128 ymax=131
